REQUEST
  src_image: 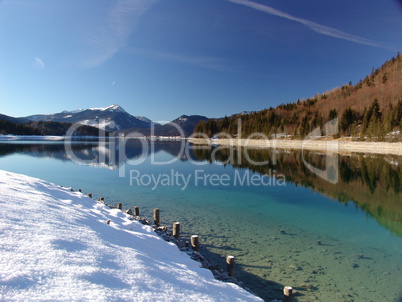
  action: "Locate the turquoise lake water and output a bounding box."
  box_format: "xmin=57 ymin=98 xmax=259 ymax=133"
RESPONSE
xmin=0 ymin=140 xmax=401 ymax=301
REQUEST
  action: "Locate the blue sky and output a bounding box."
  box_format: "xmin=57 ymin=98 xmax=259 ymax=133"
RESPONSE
xmin=1 ymin=0 xmax=401 ymax=122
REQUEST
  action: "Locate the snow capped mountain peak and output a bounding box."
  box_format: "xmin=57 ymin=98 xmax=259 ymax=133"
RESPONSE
xmin=105 ymin=104 xmax=126 ymax=113
xmin=89 ymin=104 xmax=126 ymax=113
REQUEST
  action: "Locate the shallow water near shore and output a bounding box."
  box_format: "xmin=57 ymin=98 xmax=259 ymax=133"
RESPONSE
xmin=1 ymin=141 xmax=401 ymax=301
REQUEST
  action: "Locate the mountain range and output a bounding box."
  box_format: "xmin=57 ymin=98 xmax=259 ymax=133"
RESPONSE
xmin=0 ymin=104 xmax=208 ymax=137
xmin=24 ymin=104 xmax=151 ymax=131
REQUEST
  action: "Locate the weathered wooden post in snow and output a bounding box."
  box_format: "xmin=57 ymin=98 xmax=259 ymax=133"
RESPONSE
xmin=283 ymin=286 xmax=293 ymax=302
xmin=226 ymin=255 xmax=235 ymax=276
xmin=117 ymin=202 xmax=122 ymax=210
xmin=134 ymin=206 xmax=140 ymax=216
xmin=191 ymin=235 xmax=199 ymax=251
xmin=153 ymin=208 xmax=160 ymax=226
xmin=173 ymin=222 xmax=180 ymax=239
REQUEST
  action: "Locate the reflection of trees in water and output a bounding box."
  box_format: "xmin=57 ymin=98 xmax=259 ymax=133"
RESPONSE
xmin=193 ymin=146 xmax=401 ymax=194
xmin=339 ymin=159 xmax=358 ymax=184
xmin=193 ymin=146 xmax=402 ymax=237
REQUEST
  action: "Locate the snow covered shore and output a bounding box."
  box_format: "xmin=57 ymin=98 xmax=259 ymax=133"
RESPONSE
xmin=0 ymin=135 xmax=66 ymax=141
xmin=0 ymin=135 xmax=103 ymax=141
xmin=0 ymin=170 xmax=262 ymax=301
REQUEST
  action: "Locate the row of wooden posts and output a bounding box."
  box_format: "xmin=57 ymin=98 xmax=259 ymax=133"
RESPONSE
xmin=83 ymin=191 xmax=293 ymax=301
xmin=112 ymin=202 xmax=236 ymax=277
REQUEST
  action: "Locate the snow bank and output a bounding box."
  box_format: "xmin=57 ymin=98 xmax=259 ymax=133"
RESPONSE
xmin=0 ymin=135 xmax=105 ymax=142
xmin=0 ymin=170 xmax=262 ymax=301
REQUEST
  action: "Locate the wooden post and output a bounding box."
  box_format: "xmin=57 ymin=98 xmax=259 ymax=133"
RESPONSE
xmin=173 ymin=222 xmax=180 ymax=239
xmin=87 ymin=193 xmax=92 ymax=198
xmin=283 ymin=286 xmax=293 ymax=302
xmin=117 ymin=203 xmax=122 ymax=210
xmin=134 ymin=206 xmax=139 ymax=216
xmin=226 ymin=256 xmax=235 ymax=276
xmin=153 ymin=208 xmax=160 ymax=226
xmin=191 ymin=235 xmax=199 ymax=251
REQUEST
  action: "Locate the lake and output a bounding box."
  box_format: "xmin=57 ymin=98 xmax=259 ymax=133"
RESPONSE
xmin=0 ymin=140 xmax=401 ymax=301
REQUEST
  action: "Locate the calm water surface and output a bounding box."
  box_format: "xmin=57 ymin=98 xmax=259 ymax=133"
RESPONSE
xmin=0 ymin=141 xmax=401 ymax=302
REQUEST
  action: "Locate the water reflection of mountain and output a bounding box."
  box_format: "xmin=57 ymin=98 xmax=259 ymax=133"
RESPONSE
xmin=193 ymin=146 xmax=402 ymax=238
xmin=0 ymin=141 xmax=198 ymax=169
xmin=0 ymin=142 xmax=78 ymax=161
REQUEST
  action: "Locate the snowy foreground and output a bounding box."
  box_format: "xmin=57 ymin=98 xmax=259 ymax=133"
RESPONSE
xmin=0 ymin=170 xmax=262 ymax=301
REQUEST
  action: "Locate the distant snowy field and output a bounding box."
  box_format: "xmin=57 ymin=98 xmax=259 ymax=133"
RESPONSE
xmin=0 ymin=170 xmax=262 ymax=301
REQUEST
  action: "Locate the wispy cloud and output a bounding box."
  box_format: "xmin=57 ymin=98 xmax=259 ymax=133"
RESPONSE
xmin=80 ymin=0 xmax=157 ymax=68
xmin=33 ymin=57 xmax=45 ymax=69
xmin=227 ymin=0 xmax=390 ymax=49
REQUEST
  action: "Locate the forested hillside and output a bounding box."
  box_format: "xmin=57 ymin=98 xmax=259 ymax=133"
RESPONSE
xmin=195 ymin=54 xmax=402 ymax=141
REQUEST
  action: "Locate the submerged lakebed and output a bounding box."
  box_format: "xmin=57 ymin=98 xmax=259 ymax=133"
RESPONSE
xmin=1 ymin=140 xmax=401 ymax=301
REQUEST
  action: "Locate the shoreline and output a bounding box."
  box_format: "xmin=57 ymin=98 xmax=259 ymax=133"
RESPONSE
xmin=0 ymin=170 xmax=263 ymax=302
xmin=190 ymin=138 xmax=402 ymax=156
xmin=97 ymin=197 xmax=257 ymax=296
xmin=0 ymin=135 xmax=104 ymax=141
xmin=2 ymin=135 xmax=401 ymax=156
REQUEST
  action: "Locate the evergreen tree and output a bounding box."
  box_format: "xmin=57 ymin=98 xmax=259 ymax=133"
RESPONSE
xmin=340 ymin=108 xmax=357 ymax=136
xmin=311 ymin=111 xmax=324 ymax=135
xmin=299 ymin=116 xmax=310 ymax=137
xmin=221 ymin=116 xmax=229 ymax=132
xmin=363 ymin=99 xmax=382 ymax=138
xmin=328 ymin=108 xmax=338 ymax=120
